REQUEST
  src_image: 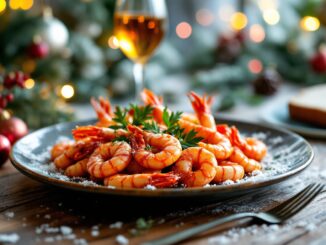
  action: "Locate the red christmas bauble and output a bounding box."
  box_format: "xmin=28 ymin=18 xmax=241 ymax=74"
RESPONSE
xmin=0 ymin=135 xmax=11 ymax=167
xmin=0 ymin=117 xmax=28 ymax=144
xmin=310 ymin=50 xmax=326 ymax=73
xmin=3 ymin=71 xmax=29 ymax=89
xmin=27 ymin=42 xmax=49 ymax=59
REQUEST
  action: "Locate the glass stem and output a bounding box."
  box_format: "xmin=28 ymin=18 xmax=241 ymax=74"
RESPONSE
xmin=133 ymin=63 xmax=145 ymax=101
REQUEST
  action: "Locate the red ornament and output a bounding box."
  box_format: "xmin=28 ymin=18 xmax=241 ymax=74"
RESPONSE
xmin=27 ymin=42 xmax=49 ymax=59
xmin=5 ymin=93 xmax=14 ymax=102
xmin=0 ymin=117 xmax=28 ymax=144
xmin=0 ymin=96 xmax=7 ymax=109
xmin=310 ymin=50 xmax=326 ymax=73
xmin=0 ymin=135 xmax=11 ymax=167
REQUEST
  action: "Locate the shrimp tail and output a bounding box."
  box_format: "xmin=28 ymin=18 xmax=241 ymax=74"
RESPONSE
xmin=141 ymin=89 xmax=163 ymax=106
xmin=230 ymin=126 xmax=243 ymax=147
xmin=128 ymin=125 xmax=146 ymax=150
xmin=99 ymin=96 xmax=113 ymax=116
xmin=216 ymin=124 xmax=232 ymax=138
xmin=72 ymin=126 xmax=101 ymax=140
xmin=188 ymin=91 xmax=213 ymax=114
xmin=149 ymin=173 xmax=180 ymax=188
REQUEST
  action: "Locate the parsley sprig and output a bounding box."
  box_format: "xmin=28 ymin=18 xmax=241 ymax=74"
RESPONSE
xmin=130 ymin=104 xmax=153 ymax=126
xmin=110 ymin=106 xmax=128 ymax=130
xmin=109 ymin=104 xmax=202 ymax=149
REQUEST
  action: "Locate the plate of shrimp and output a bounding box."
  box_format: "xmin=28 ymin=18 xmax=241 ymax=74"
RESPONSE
xmin=10 ymin=89 xmax=314 ymax=198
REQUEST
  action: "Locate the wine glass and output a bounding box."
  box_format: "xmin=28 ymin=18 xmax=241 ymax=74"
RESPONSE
xmin=114 ymin=0 xmax=168 ymax=100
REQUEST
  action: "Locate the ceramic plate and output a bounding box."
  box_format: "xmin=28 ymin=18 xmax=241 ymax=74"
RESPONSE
xmin=262 ymin=104 xmax=326 ymax=139
xmin=10 ymin=118 xmax=313 ymax=199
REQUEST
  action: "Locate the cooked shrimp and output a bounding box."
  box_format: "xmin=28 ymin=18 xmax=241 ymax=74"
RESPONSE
xmin=51 ymin=141 xmax=73 ymax=160
xmin=91 ymin=97 xmax=114 ymax=127
xmin=54 ymin=138 xmax=99 ymax=170
xmin=65 ymin=158 xmax=89 ymax=177
xmin=179 ymin=120 xmax=233 ymax=160
xmin=87 ymin=141 xmax=132 ymax=178
xmin=230 ymin=126 xmax=267 ymax=161
xmin=104 ymin=173 xmax=179 ymax=188
xmin=188 ymin=91 xmax=215 ymax=129
xmin=173 ymin=147 xmax=217 ymax=187
xmin=128 ymin=125 xmax=182 ymax=170
xmin=213 ymin=161 xmax=245 ymax=183
xmin=141 ymin=89 xmax=199 ymax=124
xmin=125 ymin=160 xmax=160 ymax=174
xmin=72 ymin=126 xmax=129 ymax=142
xmin=229 ymin=147 xmax=261 ymax=173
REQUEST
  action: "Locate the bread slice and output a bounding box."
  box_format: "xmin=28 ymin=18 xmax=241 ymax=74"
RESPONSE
xmin=288 ymin=84 xmax=326 ymax=127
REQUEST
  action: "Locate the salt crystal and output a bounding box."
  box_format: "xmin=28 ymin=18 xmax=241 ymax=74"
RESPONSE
xmin=0 ymin=233 xmax=20 ymax=243
xmin=91 ymin=230 xmax=99 ymax=237
xmin=251 ymin=170 xmax=262 ymax=176
xmin=116 ymin=235 xmax=129 ymax=245
xmin=4 ymin=211 xmax=15 ymax=219
xmin=45 ymin=227 xmax=60 ymax=233
xmin=109 ymin=221 xmax=123 ymax=229
xmin=144 ymin=185 xmax=156 ymax=190
xmin=60 ymin=226 xmax=73 ymax=235
xmin=222 ymin=180 xmax=234 ymax=185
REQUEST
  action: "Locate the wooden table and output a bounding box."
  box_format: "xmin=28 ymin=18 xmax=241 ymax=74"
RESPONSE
xmin=1 ymin=89 xmax=326 ymax=245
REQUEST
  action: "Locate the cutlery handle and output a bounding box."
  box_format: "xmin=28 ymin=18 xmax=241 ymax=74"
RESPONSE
xmin=142 ymin=212 xmax=255 ymax=245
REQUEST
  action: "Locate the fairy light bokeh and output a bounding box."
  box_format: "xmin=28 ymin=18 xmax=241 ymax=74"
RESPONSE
xmin=196 ymin=9 xmax=214 ymax=26
xmin=0 ymin=0 xmax=6 ymax=13
xmin=248 ymin=59 xmax=263 ymax=74
xmin=300 ymin=16 xmax=320 ymax=32
xmin=230 ymin=12 xmax=248 ymax=30
xmin=249 ymin=24 xmax=265 ymax=43
xmin=263 ymin=9 xmax=280 ymax=25
xmin=176 ymin=22 xmax=192 ymax=39
xmin=61 ymin=84 xmax=75 ymax=99
xmin=24 ymin=79 xmax=35 ymax=89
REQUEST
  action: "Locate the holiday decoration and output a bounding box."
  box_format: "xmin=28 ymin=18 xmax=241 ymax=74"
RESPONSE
xmin=310 ymin=49 xmax=326 ymax=73
xmin=253 ymin=68 xmax=283 ymax=96
xmin=215 ymin=33 xmax=243 ymax=63
xmin=0 ymin=111 xmax=28 ymax=144
xmin=27 ymin=41 xmax=49 ymax=59
xmin=39 ymin=8 xmax=69 ymax=52
xmin=0 ymin=134 xmax=11 ymax=167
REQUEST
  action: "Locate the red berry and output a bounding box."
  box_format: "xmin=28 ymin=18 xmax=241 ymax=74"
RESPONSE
xmin=310 ymin=50 xmax=326 ymax=73
xmin=6 ymin=93 xmax=14 ymax=102
xmin=3 ymin=73 xmax=16 ymax=89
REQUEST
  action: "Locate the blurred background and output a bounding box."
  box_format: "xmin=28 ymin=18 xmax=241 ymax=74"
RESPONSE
xmin=0 ymin=0 xmax=326 ymax=129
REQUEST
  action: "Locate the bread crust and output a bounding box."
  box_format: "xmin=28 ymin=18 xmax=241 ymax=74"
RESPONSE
xmin=289 ymin=102 xmax=326 ymax=127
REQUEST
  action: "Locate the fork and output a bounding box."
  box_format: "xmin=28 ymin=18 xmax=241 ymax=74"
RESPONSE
xmin=143 ymin=183 xmax=324 ymax=245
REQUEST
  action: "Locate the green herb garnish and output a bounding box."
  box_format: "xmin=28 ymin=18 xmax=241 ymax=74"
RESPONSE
xmin=110 ymin=106 xmax=128 ymax=130
xmin=130 ymin=104 xmax=153 ymax=126
xmin=142 ymin=121 xmax=161 ymax=134
xmin=162 ymin=107 xmax=183 ymax=135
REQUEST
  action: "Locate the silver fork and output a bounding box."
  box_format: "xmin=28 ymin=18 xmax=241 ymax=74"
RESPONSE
xmin=143 ymin=183 xmax=324 ymax=245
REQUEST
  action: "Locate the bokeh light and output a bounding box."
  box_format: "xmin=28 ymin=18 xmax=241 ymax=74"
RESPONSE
xmin=249 ymin=24 xmax=265 ymax=43
xmin=218 ymin=4 xmax=235 ymax=22
xmin=108 ymin=36 xmax=120 ymax=49
xmin=230 ymin=12 xmax=248 ymax=30
xmin=61 ymin=84 xmax=75 ymax=99
xmin=24 ymin=79 xmax=35 ymax=89
xmin=9 ymin=0 xmax=33 ymax=10
xmin=257 ymin=0 xmax=278 ymax=11
xmin=263 ymin=9 xmax=280 ymax=25
xmin=176 ymin=22 xmax=192 ymax=39
xmin=20 ymin=0 xmax=33 ymax=10
xmin=0 ymin=0 xmax=6 ymax=13
xmin=248 ymin=59 xmax=263 ymax=74
xmin=196 ymin=9 xmax=214 ymax=26
xmin=300 ymin=16 xmax=320 ymax=32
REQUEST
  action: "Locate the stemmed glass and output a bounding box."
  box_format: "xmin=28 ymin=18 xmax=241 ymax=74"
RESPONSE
xmin=114 ymin=0 xmax=168 ymax=100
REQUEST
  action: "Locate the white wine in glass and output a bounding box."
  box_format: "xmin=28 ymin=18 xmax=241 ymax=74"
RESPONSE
xmin=114 ymin=0 xmax=167 ymax=100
